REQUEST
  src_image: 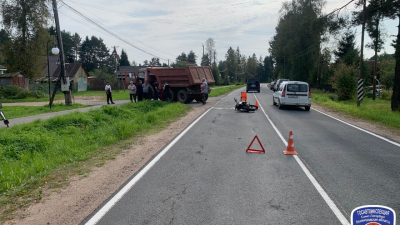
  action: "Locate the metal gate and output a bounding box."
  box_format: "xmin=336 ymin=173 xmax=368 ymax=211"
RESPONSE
xmin=77 ymin=77 xmax=87 ymax=92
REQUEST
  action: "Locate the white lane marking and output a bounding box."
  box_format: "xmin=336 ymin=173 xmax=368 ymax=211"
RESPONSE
xmin=266 ymin=88 xmax=400 ymax=148
xmin=312 ymin=108 xmax=400 ymax=148
xmin=85 ymin=107 xmax=213 ymax=225
xmin=253 ymin=94 xmax=350 ymax=225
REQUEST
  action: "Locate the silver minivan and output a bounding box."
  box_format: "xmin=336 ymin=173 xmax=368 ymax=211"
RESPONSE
xmin=272 ymin=81 xmax=311 ymax=111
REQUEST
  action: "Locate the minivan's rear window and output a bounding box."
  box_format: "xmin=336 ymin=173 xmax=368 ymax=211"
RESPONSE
xmin=287 ymin=84 xmax=308 ymax=92
xmin=247 ymin=79 xmax=259 ymax=85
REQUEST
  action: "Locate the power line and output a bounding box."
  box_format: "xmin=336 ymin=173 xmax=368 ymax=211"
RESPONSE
xmin=66 ymin=0 xmax=276 ymax=35
xmin=63 ymin=0 xmax=176 ymax=59
xmin=59 ymin=0 xmax=169 ymax=61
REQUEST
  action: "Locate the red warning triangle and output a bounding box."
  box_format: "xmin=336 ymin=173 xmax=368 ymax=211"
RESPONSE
xmin=246 ymin=135 xmax=265 ymax=153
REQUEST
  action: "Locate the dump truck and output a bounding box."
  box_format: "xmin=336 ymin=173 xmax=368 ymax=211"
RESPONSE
xmin=138 ymin=66 xmax=215 ymax=103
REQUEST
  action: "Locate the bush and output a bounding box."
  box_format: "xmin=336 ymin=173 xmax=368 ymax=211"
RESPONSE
xmin=0 ymin=85 xmax=29 ymax=99
xmin=380 ymin=90 xmax=392 ymax=100
xmin=30 ymin=90 xmax=46 ymax=99
xmin=332 ymin=62 xmax=358 ymax=101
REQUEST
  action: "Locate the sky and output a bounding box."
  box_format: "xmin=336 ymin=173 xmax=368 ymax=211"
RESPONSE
xmin=55 ymin=0 xmax=398 ymax=66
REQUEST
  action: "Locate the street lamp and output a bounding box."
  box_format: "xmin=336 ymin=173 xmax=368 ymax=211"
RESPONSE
xmin=47 ymin=40 xmax=59 ymax=109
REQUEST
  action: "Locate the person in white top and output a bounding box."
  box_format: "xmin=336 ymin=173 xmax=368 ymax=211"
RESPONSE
xmin=105 ymin=82 xmax=115 ymax=104
xmin=128 ymin=81 xmax=137 ymax=103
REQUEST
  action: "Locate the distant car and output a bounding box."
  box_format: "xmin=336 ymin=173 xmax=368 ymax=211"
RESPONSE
xmin=246 ymin=79 xmax=260 ymax=93
xmin=270 ymin=82 xmax=275 ymax=90
xmin=272 ymin=81 xmax=311 ymax=111
xmin=275 ymin=79 xmax=289 ymax=91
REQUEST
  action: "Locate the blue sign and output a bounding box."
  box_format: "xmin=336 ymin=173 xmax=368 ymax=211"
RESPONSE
xmin=351 ymin=205 xmax=396 ymax=225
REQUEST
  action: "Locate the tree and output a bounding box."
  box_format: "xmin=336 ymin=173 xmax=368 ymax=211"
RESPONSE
xmin=176 ymin=52 xmax=187 ymax=62
xmin=149 ymin=57 xmax=161 ymax=66
xmin=1 ymin=0 xmax=50 ymax=79
xmin=187 ymin=50 xmax=197 ymax=64
xmin=60 ymin=30 xmax=76 ymax=63
xmin=225 ymin=47 xmax=237 ymax=83
xmin=171 ymin=61 xmax=190 ymax=68
xmin=354 ymin=0 xmax=387 ymax=100
xmin=119 ymin=49 xmax=130 ymax=66
xmin=211 ymin=62 xmax=220 ymax=84
xmin=263 ymin=56 xmax=274 ymax=82
xmin=79 ymin=36 xmax=109 ymax=72
xmin=0 ymin=29 xmax=10 ymax=65
xmin=353 ymin=0 xmax=400 ymax=110
xmin=72 ymin=32 xmax=81 ymax=62
xmin=205 ymin=38 xmax=216 ymax=64
xmin=269 ymin=0 xmax=340 ymax=83
xmin=380 ymin=59 xmax=395 ymax=89
xmin=201 ymin=53 xmax=210 ymax=66
xmin=333 ymin=30 xmax=359 ymax=66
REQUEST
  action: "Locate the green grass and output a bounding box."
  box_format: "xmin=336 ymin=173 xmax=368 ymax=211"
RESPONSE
xmin=312 ymin=89 xmax=400 ymax=130
xmin=2 ymin=103 xmax=90 ymax=119
xmin=0 ymin=93 xmax=65 ymax=103
xmin=209 ymin=84 xmax=245 ymax=97
xmin=0 ymin=101 xmax=190 ymax=222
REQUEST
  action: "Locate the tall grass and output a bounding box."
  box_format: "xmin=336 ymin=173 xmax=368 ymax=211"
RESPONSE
xmin=2 ymin=103 xmax=89 ymax=119
xmin=0 ymin=101 xmax=189 ymax=197
xmin=312 ymin=89 xmax=400 ymax=129
xmin=209 ymin=84 xmax=245 ymax=97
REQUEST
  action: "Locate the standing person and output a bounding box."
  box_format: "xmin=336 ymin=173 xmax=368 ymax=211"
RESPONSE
xmin=105 ymin=82 xmax=115 ymax=104
xmin=137 ymin=80 xmax=143 ymax=101
xmin=200 ymin=78 xmax=209 ymax=105
xmin=153 ymin=81 xmax=159 ymax=100
xmin=128 ymin=81 xmax=137 ymax=103
xmin=163 ymin=81 xmax=170 ymax=102
xmin=158 ymin=82 xmax=164 ymax=101
xmin=142 ymin=80 xmax=153 ymax=100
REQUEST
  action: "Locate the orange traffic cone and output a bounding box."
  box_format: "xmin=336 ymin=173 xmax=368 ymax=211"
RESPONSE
xmin=283 ymin=131 xmax=297 ymax=155
xmin=255 ymin=100 xmax=259 ymax=110
xmin=241 ymin=92 xmax=247 ymax=101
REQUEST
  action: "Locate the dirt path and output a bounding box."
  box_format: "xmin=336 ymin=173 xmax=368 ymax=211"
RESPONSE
xmin=4 ymin=97 xmax=400 ymax=225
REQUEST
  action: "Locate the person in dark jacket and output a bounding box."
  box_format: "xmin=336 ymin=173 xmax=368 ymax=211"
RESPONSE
xmin=163 ymin=81 xmax=170 ymax=102
xmin=153 ymin=81 xmax=159 ymax=100
xmin=137 ymin=80 xmax=143 ymax=101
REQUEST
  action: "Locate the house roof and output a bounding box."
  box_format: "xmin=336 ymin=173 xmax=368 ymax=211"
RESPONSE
xmin=37 ymin=63 xmax=87 ymax=82
xmin=0 ymin=72 xmax=26 ymax=78
xmin=42 ymin=56 xmax=60 ymax=78
xmin=116 ymin=66 xmax=148 ymax=76
xmin=0 ymin=65 xmax=7 ymax=70
xmin=52 ymin=63 xmax=85 ymax=78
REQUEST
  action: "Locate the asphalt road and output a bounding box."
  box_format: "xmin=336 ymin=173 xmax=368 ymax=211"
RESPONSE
xmin=82 ymin=85 xmax=400 ymax=225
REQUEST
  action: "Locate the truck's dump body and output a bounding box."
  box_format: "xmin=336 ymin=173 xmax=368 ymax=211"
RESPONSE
xmin=147 ymin=66 xmax=215 ymax=87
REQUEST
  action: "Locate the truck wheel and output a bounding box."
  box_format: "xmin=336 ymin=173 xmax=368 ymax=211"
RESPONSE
xmin=177 ymin=90 xmax=191 ymax=103
xmin=166 ymin=89 xmax=176 ymax=102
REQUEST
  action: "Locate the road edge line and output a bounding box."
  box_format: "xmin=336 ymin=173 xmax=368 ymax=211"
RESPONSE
xmin=84 ymin=107 xmax=213 ymax=225
xmin=312 ymin=108 xmax=400 ymax=148
xmin=254 ymin=94 xmax=350 ymax=225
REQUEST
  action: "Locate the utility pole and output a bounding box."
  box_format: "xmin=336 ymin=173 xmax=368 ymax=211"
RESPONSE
xmin=358 ymin=0 xmax=366 ymax=107
xmin=51 ymin=0 xmax=72 ymax=106
xmin=202 ymin=44 xmax=204 ymax=58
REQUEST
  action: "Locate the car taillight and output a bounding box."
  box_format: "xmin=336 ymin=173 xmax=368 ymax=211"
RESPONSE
xmin=309 ymin=91 xmax=311 ymax=98
xmin=281 ymin=90 xmax=286 ymax=97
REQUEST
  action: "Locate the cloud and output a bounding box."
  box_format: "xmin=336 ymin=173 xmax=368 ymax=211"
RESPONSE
xmin=57 ymin=0 xmax=396 ymax=65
